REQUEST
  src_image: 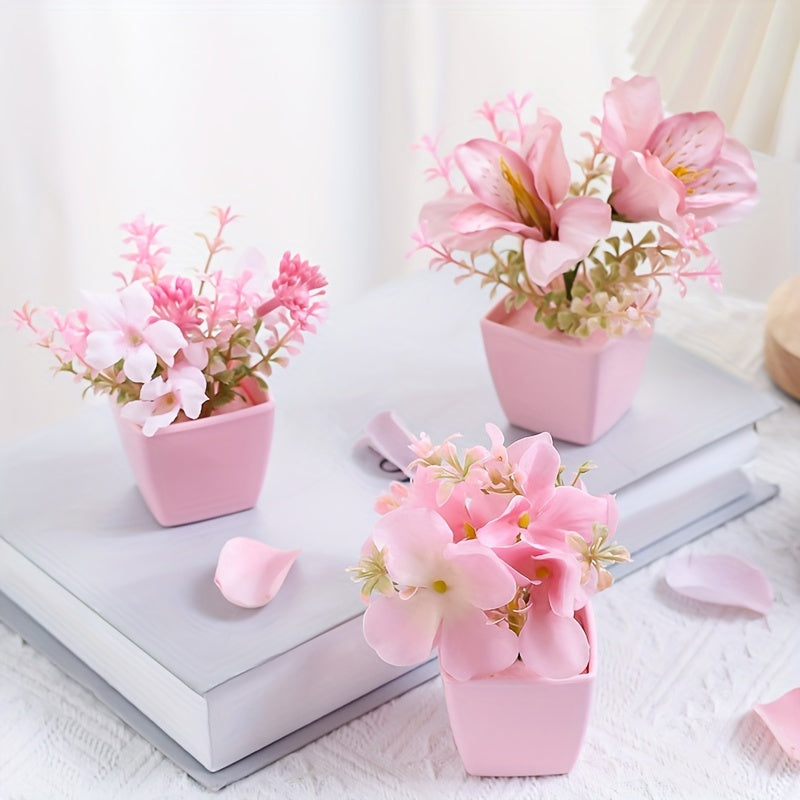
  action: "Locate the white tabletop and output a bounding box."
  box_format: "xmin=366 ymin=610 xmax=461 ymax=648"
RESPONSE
xmin=1 ymin=289 xmax=798 ymax=799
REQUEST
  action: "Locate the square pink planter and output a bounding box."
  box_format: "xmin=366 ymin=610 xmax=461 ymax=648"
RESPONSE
xmin=480 ymin=298 xmax=653 ymax=445
xmin=441 ymin=605 xmax=596 ymax=777
xmin=113 ymin=394 xmax=275 ymax=527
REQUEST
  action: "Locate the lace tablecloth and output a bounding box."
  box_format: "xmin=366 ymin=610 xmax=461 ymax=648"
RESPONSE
xmin=2 ymin=292 xmax=798 ymax=799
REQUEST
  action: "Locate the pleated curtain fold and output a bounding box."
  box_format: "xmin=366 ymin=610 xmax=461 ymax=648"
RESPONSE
xmin=632 ymin=0 xmax=800 ymax=160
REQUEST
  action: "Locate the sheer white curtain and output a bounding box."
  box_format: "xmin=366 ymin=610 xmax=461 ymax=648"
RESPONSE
xmin=1 ymin=0 xmax=645 ymax=444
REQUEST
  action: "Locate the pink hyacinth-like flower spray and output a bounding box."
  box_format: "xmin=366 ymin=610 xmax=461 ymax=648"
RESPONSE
xmin=257 ymin=252 xmax=328 ymax=330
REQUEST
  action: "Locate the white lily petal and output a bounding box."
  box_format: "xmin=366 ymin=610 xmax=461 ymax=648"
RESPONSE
xmin=122 ymin=343 xmax=157 ymax=383
xmin=118 ymin=281 xmax=155 ymax=325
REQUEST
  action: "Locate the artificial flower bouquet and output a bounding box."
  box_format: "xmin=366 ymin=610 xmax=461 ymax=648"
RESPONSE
xmin=351 ymin=424 xmax=630 ymax=682
xmin=413 ymin=74 xmax=758 ymax=338
xmin=14 ymin=207 xmax=327 ymax=436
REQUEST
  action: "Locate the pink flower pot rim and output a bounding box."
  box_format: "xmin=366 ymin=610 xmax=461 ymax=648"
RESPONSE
xmin=481 ymin=295 xmax=654 ymax=353
xmin=114 ymin=393 xmax=274 ymax=438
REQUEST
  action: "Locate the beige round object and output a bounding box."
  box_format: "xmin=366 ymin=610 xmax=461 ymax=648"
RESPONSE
xmin=765 ymin=275 xmax=800 ymax=400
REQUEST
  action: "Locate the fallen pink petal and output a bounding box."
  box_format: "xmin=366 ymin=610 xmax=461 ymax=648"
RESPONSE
xmin=215 ymin=537 xmax=301 ymax=609
xmin=754 ymin=688 xmax=800 ymax=760
xmin=664 ymin=553 xmax=773 ymax=614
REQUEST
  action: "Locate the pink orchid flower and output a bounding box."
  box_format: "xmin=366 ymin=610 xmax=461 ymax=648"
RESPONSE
xmin=420 ymin=109 xmax=611 ymax=287
xmin=83 ymin=282 xmax=187 ymax=383
xmin=120 ymin=362 xmax=207 ymax=436
xmin=601 ymin=75 xmax=758 ymax=229
xmin=362 ymin=507 xmax=519 ymax=680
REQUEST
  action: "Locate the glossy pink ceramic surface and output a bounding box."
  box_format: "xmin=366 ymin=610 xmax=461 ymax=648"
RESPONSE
xmin=114 ymin=395 xmax=275 ymax=527
xmin=480 ymin=298 xmax=653 ymax=445
xmin=441 ymin=605 xmax=596 ymax=777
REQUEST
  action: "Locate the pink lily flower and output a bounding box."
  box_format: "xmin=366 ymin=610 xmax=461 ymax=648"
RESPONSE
xmin=362 ymin=507 xmax=519 ymax=680
xmin=83 ymin=282 xmax=187 ymax=383
xmin=420 ymin=109 xmax=611 ymax=287
xmin=601 ymin=75 xmax=758 ymax=228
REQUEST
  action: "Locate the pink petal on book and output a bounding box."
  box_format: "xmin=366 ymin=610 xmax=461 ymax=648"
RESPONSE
xmin=214 ymin=537 xmax=300 ymax=609
xmin=754 ymin=688 xmax=800 ymax=760
xmin=664 ymin=553 xmax=773 ymax=614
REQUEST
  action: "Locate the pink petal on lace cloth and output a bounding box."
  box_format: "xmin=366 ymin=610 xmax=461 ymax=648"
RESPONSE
xmin=754 ymin=688 xmax=800 ymax=760
xmin=214 ymin=537 xmax=300 ymax=609
xmin=664 ymin=553 xmax=773 ymax=614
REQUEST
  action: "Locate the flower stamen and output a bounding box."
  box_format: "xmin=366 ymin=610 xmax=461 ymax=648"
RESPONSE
xmin=499 ymin=157 xmax=552 ymax=234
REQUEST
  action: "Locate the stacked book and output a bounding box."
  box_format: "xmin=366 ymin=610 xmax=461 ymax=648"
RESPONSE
xmin=0 ymin=269 xmax=778 ymax=789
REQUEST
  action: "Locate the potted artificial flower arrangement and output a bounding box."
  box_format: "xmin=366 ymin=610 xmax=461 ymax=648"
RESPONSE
xmin=413 ymin=74 xmax=758 ymax=444
xmin=14 ymin=206 xmax=327 ymax=526
xmin=350 ymin=424 xmax=630 ymax=776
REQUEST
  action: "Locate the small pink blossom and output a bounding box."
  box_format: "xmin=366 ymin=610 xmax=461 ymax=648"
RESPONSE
xmin=204 ymin=269 xmax=263 ymax=332
xmin=656 ymin=215 xmax=723 ymax=296
xmin=149 ymin=276 xmax=202 ymax=333
xmin=83 ymin=282 xmax=187 ymax=383
xmin=375 ymin=481 xmax=410 ymax=515
xmin=119 ymin=214 xmax=170 ymax=282
xmin=119 ymin=362 xmax=207 ymax=436
xmin=36 ymin=307 xmax=93 ymax=367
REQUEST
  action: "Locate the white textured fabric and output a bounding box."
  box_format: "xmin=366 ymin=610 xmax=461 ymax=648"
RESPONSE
xmin=2 ymin=295 xmax=799 ymax=799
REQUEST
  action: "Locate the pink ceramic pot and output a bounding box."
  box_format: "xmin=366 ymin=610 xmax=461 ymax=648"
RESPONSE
xmin=113 ymin=393 xmax=275 ymax=527
xmin=442 ymin=606 xmax=597 ymax=777
xmin=480 ymin=297 xmax=653 ymax=445
xmin=441 ymin=605 xmax=596 ymax=777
